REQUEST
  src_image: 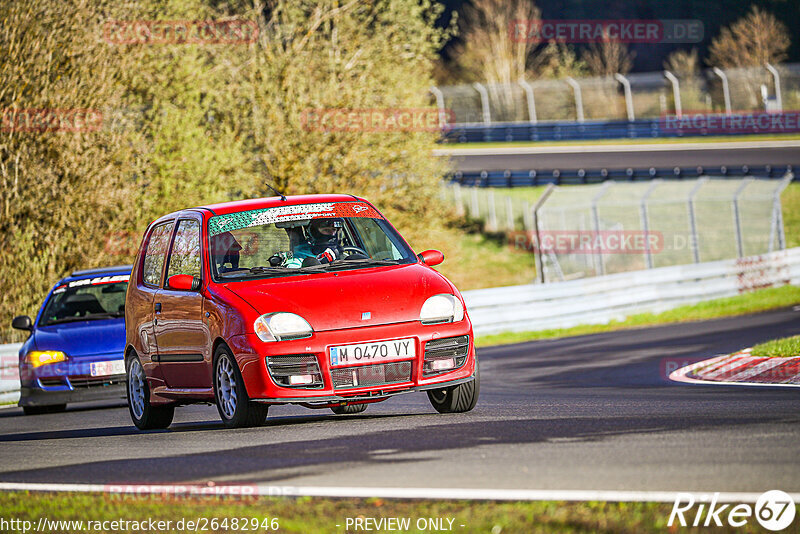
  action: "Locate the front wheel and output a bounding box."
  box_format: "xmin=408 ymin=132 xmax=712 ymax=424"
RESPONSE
xmin=427 ymin=364 xmax=480 ymax=414
xmin=214 ymin=346 xmax=269 ymax=428
xmin=127 ymin=354 xmax=174 ymax=430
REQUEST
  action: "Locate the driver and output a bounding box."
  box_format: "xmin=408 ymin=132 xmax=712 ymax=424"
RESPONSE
xmin=293 ymin=218 xmax=344 ymax=263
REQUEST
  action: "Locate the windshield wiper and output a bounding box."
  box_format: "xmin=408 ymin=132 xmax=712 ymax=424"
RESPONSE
xmin=325 ymin=258 xmax=400 ymax=270
xmin=45 ymin=312 xmax=123 ymax=325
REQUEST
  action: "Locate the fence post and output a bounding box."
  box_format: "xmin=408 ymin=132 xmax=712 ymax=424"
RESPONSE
xmin=769 ymin=173 xmax=793 ymax=251
xmin=506 ymin=196 xmax=515 ymax=231
xmin=732 ymin=178 xmax=753 ymax=258
xmin=664 ymin=70 xmax=682 ymax=117
xmin=471 ymin=187 xmax=480 ymax=218
xmin=640 ymin=180 xmax=662 ymax=269
xmin=532 ymin=184 xmax=556 ymax=284
xmin=429 ymin=86 xmax=448 ymax=126
xmin=766 ymin=64 xmax=783 ymax=112
xmin=591 ymin=181 xmax=614 ymax=276
xmin=614 ymin=73 xmax=635 ymax=121
xmin=453 ymin=182 xmax=463 ymax=216
xmin=712 ymin=67 xmax=732 ymax=115
xmin=473 ymin=83 xmax=492 ymax=125
xmin=487 ymin=189 xmax=498 ymax=231
xmin=687 ymin=177 xmax=708 ymax=264
xmin=565 ymin=77 xmax=585 ymax=123
xmin=518 ymin=79 xmax=537 ymax=124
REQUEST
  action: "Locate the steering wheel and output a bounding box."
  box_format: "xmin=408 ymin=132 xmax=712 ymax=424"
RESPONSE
xmin=341 ymin=246 xmax=369 ymax=258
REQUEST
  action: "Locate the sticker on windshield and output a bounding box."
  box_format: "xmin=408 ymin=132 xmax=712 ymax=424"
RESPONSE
xmin=209 ymin=202 xmax=382 ymax=237
xmin=53 ymin=275 xmax=130 ymax=293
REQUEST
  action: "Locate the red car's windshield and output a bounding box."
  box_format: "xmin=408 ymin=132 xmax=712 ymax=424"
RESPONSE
xmin=207 ymin=201 xmax=416 ymax=280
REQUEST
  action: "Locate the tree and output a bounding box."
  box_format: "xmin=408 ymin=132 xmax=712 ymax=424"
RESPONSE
xmin=454 ymin=0 xmax=542 ymax=85
xmin=708 ymin=5 xmax=790 ymax=68
xmin=582 ymin=38 xmax=634 ymax=77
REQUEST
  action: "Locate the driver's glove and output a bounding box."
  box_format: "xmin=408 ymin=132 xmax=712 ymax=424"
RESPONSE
xmin=316 ymin=248 xmax=338 ymax=264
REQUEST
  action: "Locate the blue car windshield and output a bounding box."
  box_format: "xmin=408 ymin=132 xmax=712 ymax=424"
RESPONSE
xmin=39 ymin=276 xmax=129 ymax=326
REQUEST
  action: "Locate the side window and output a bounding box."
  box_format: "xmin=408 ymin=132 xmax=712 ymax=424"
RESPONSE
xmin=167 ymin=219 xmax=201 ymax=280
xmin=142 ymin=222 xmax=174 ymax=287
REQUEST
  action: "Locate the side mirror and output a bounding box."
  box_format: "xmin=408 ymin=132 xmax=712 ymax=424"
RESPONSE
xmin=418 ymin=249 xmax=444 ymax=267
xmin=11 ymin=315 xmax=32 ymax=331
xmin=168 ymin=274 xmax=201 ymax=291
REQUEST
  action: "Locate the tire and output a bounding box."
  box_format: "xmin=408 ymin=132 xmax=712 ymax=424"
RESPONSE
xmin=214 ymin=345 xmax=269 ymax=428
xmin=427 ymin=363 xmax=480 ymax=414
xmin=331 ymin=403 xmax=368 ymax=415
xmin=22 ymin=404 xmax=66 ymax=415
xmin=127 ymin=354 xmax=174 ymax=430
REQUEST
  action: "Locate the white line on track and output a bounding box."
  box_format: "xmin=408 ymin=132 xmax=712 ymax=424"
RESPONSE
xmin=433 ymin=140 xmax=800 ymax=157
xmin=0 ymin=482 xmax=798 ymax=503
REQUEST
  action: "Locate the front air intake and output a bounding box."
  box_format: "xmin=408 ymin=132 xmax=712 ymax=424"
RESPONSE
xmin=266 ymin=354 xmax=324 ymax=388
xmin=423 ymin=335 xmax=469 ymax=377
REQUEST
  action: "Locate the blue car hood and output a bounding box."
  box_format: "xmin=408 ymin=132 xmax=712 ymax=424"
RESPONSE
xmin=34 ymin=319 xmax=126 ymax=358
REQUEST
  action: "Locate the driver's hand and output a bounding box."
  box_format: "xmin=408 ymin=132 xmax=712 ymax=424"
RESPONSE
xmin=316 ymin=248 xmax=338 ymax=264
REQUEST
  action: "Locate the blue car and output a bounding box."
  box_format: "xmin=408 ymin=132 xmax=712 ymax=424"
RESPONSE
xmin=11 ymin=265 xmax=131 ymax=415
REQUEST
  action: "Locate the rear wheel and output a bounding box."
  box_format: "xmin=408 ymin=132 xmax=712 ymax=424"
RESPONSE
xmin=331 ymin=403 xmax=368 ymax=415
xmin=127 ymin=354 xmax=174 ymax=430
xmin=214 ymin=346 xmax=269 ymax=428
xmin=427 ymin=363 xmax=480 ymax=414
xmin=22 ymin=404 xmax=66 ymax=416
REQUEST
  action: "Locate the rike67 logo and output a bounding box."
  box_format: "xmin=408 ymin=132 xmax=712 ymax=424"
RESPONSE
xmin=668 ymin=490 xmax=796 ymax=530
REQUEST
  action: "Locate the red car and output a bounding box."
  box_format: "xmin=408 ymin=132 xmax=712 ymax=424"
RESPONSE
xmin=125 ymin=194 xmax=478 ymax=429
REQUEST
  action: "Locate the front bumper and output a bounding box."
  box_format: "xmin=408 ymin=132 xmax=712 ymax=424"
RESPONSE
xmin=229 ymin=319 xmax=476 ymax=404
xmin=18 ymin=357 xmax=127 ymax=407
xmin=19 ymin=379 xmax=126 ymax=407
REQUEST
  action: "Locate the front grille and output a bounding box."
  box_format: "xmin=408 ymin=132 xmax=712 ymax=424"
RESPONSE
xmin=267 ymin=354 xmax=323 ymax=388
xmin=423 ymin=335 xmax=469 ymax=377
xmin=331 ymin=361 xmax=412 ymax=389
xmin=69 ymin=375 xmax=126 ymax=388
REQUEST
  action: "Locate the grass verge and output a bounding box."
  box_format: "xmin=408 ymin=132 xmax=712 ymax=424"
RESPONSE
xmin=436 ymin=133 xmax=800 ymax=151
xmin=475 ymin=285 xmax=800 ymax=348
xmin=0 ymin=491 xmax=713 ymax=533
xmin=751 ymin=334 xmax=800 ymax=358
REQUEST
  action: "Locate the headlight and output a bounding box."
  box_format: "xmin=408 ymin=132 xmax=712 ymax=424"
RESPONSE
xmin=420 ymin=294 xmax=464 ymax=325
xmin=254 ymin=313 xmax=313 ymax=342
xmin=26 ymin=351 xmax=67 ymax=368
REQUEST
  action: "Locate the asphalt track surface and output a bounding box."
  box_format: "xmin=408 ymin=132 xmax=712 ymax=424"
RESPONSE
xmin=441 ymin=143 xmax=800 ymax=172
xmin=0 ymin=309 xmax=798 ymax=493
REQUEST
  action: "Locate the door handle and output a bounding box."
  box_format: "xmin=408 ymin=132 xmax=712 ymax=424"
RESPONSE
xmin=154 ymin=302 xmax=162 ymax=313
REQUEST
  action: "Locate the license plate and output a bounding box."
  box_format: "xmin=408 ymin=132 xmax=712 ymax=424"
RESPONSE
xmin=90 ymin=360 xmax=125 ymax=377
xmin=329 ymin=338 xmax=415 ymax=367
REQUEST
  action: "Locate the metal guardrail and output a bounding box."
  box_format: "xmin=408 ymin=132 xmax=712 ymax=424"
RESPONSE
xmin=442 ymin=115 xmax=800 ymax=143
xmin=0 ymin=343 xmax=21 ymax=404
xmin=451 ymin=165 xmax=794 ymax=187
xmin=462 ymin=247 xmax=800 ymax=335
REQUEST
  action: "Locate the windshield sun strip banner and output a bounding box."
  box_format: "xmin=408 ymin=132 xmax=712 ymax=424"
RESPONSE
xmin=52 ymin=275 xmax=130 ymax=294
xmin=208 ymin=202 xmax=382 ymax=238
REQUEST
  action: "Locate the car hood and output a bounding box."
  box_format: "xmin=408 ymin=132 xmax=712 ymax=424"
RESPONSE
xmin=222 ymin=263 xmax=455 ymax=332
xmin=33 ymin=319 xmax=126 ymax=358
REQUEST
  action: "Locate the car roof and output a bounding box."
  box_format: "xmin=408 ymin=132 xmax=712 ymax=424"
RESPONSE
xmin=65 ymin=265 xmax=132 ymax=282
xmin=197 ymin=194 xmax=362 ymax=216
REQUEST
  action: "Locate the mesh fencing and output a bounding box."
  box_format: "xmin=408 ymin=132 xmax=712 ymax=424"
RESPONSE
xmin=444 ymin=176 xmax=791 ymax=283
xmin=436 ymin=63 xmax=800 ymax=124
